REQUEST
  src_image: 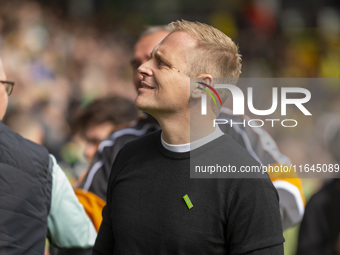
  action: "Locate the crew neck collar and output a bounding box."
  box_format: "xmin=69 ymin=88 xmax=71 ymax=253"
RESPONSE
xmin=161 ymin=127 xmax=224 ymax=153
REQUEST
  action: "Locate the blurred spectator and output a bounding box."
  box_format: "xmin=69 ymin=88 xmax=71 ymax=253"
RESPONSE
xmin=70 ymin=95 xmax=138 ymax=181
xmin=4 ymin=107 xmax=44 ymax=144
xmin=69 ymin=96 xmax=137 ymax=232
xmin=73 ymin=26 xmax=168 ymax=231
xmin=297 ymin=115 xmax=340 ymax=255
xmin=0 ymin=55 xmax=96 ymax=254
xmin=297 ymin=178 xmax=340 ymax=255
xmin=71 ymin=96 xmax=138 ymax=162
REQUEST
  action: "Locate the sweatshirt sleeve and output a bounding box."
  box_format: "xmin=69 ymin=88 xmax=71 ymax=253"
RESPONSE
xmin=47 ymin=154 xmax=97 ymax=248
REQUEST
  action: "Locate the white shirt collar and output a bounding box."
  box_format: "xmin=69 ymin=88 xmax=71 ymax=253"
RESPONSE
xmin=161 ymin=127 xmax=224 ymax=153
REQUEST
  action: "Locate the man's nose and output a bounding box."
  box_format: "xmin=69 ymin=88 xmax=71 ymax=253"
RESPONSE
xmin=84 ymin=143 xmax=97 ymax=162
xmin=138 ymin=60 xmax=153 ymax=77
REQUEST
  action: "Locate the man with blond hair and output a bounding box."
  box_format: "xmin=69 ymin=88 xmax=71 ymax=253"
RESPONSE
xmin=93 ymin=20 xmax=284 ymax=254
xmin=82 ymin=23 xmax=304 ymax=234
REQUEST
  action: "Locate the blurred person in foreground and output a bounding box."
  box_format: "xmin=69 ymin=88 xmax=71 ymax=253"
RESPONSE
xmin=4 ymin=108 xmax=45 ymax=145
xmin=297 ymin=115 xmax=340 ymax=255
xmin=0 ymin=56 xmax=96 ymax=254
xmin=70 ymin=96 xmax=137 ymax=230
xmin=93 ymin=19 xmax=284 ymax=254
xmin=79 ymin=24 xmax=304 ymax=232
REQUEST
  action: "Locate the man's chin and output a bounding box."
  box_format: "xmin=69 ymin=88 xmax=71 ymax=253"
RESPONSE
xmin=135 ymin=100 xmax=150 ymax=113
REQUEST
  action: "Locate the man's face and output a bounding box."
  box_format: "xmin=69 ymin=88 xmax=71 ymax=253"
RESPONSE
xmin=0 ymin=58 xmax=8 ymax=120
xmin=135 ymin=31 xmax=197 ymax=116
xmin=82 ymin=122 xmax=116 ymax=161
xmin=132 ymin=30 xmax=170 ymax=90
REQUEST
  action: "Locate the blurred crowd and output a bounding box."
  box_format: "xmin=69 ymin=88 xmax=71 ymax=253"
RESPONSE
xmin=1 ymin=0 xmax=339 ymax=172
xmin=0 ymin=1 xmax=137 ymax=176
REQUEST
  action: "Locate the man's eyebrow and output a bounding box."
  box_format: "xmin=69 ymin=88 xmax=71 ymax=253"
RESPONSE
xmin=153 ymin=50 xmax=171 ymax=66
xmin=150 ymin=46 xmax=158 ymax=58
xmin=150 ymin=44 xmax=167 ymax=61
xmin=150 ymin=44 xmax=159 ymax=58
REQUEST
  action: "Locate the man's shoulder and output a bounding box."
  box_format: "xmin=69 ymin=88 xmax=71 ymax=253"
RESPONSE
xmin=218 ymin=107 xmax=291 ymax=166
xmin=0 ymin=122 xmax=50 ymax=184
xmin=119 ymin=129 xmax=161 ymax=154
xmin=81 ymin=119 xmax=160 ymax=196
xmin=307 ymin=180 xmax=338 ymax=208
xmin=114 ymin=117 xmax=158 ymax=138
xmin=191 ymin=133 xmax=267 ymax=179
xmin=212 ymin=133 xmax=261 ymax=164
xmin=97 ymin=117 xmax=159 ymax=152
xmin=0 ymin=121 xmax=48 ymax=155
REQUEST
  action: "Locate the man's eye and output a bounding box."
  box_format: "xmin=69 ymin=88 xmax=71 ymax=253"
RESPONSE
xmin=131 ymin=60 xmax=141 ymax=70
xmin=157 ymin=60 xmax=165 ymax=67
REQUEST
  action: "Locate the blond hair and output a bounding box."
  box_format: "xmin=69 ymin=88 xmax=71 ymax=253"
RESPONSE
xmin=169 ymin=20 xmax=241 ymax=79
xmin=169 ymin=20 xmax=241 ymax=113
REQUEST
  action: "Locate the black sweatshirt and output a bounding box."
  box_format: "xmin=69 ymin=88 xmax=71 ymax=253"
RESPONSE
xmin=93 ymin=130 xmax=284 ymax=255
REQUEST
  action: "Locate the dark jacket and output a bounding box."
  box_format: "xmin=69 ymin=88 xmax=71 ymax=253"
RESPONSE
xmin=0 ymin=121 xmax=52 ymax=255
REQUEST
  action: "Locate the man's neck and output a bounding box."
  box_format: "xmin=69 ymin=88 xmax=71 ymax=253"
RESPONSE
xmin=157 ymin=113 xmax=190 ymax=145
xmin=155 ymin=111 xmax=216 ymax=145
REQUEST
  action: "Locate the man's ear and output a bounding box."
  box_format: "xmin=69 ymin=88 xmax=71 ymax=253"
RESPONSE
xmin=199 ymin=74 xmax=213 ymax=87
xmin=191 ymin=74 xmax=213 ymax=99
